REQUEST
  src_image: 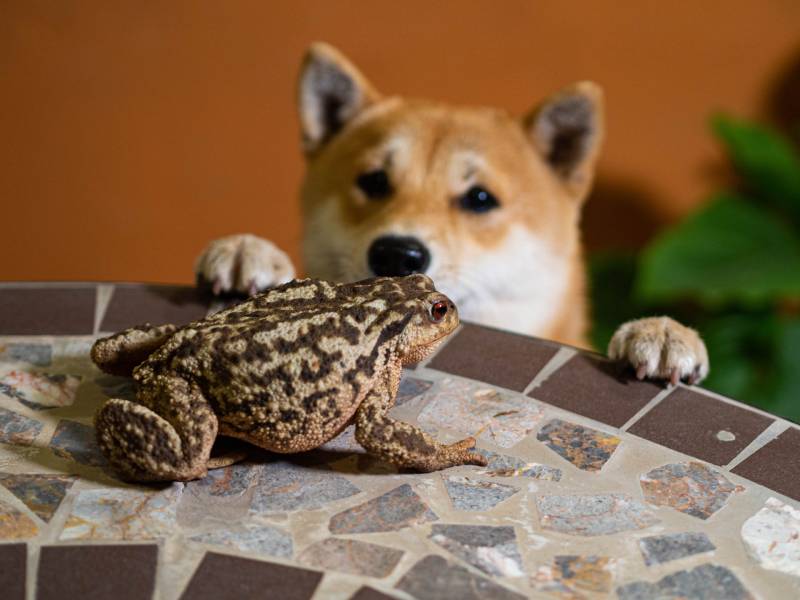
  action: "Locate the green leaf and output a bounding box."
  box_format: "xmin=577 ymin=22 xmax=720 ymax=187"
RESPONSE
xmin=637 ymin=194 xmax=800 ymax=305
xmin=712 ymin=115 xmax=800 ymax=220
xmin=700 ymin=312 xmax=800 ymax=422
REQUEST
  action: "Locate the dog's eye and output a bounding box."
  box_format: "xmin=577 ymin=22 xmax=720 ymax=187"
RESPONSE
xmin=356 ymin=169 xmax=392 ymax=200
xmin=459 ymin=185 xmax=500 ymax=213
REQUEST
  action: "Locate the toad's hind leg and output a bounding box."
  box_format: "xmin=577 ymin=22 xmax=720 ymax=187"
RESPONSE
xmin=91 ymin=323 xmax=178 ymax=376
xmin=95 ymin=375 xmax=217 ymax=482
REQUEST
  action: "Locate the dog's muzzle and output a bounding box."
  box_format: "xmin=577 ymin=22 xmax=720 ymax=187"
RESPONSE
xmin=367 ymin=235 xmax=431 ymax=277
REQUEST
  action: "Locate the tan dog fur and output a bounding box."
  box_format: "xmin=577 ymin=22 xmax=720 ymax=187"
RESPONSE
xmin=196 ymin=43 xmax=709 ymax=385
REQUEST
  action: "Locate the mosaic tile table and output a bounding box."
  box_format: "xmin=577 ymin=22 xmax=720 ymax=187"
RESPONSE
xmin=1 ymin=282 xmax=799 ymax=600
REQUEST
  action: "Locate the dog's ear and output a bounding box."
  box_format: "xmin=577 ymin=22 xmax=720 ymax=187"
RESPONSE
xmin=523 ymin=82 xmax=604 ymax=199
xmin=298 ymin=42 xmax=380 ymax=156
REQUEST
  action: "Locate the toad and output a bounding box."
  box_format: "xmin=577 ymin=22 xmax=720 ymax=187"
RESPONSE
xmin=91 ymin=274 xmax=487 ymax=481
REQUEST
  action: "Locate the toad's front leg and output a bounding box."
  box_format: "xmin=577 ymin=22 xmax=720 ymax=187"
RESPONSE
xmin=354 ymin=368 xmax=487 ymax=472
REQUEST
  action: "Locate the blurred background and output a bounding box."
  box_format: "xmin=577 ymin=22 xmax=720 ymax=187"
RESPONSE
xmin=2 ymin=1 xmax=799 ymax=419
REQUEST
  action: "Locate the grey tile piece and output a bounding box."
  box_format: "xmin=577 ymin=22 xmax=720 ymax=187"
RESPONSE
xmin=395 ymin=376 xmax=433 ymax=407
xmin=48 ymin=420 xmax=108 ymax=467
xmin=443 ymin=476 xmax=518 ymax=511
xmin=639 ymin=532 xmax=716 ymax=566
xmin=298 ymin=537 xmax=404 ymax=578
xmin=396 ymin=554 xmax=526 ymax=600
xmin=535 ymin=493 xmax=659 ymax=536
xmin=329 ymin=483 xmax=437 ymax=534
xmin=189 ymin=523 xmax=293 ymax=558
xmin=429 ymin=524 xmax=524 ymax=577
xmin=474 ymin=449 xmax=562 ymax=480
xmin=250 ymin=460 xmax=360 ymax=514
xmin=187 ymin=463 xmax=257 ymax=498
xmin=0 ymin=370 xmax=81 ymax=410
xmin=0 ymin=406 xmax=42 ymax=445
xmin=617 ymin=563 xmax=753 ymax=600
xmin=0 ymin=343 xmax=51 ymax=366
xmin=640 ymin=462 xmax=741 ymax=520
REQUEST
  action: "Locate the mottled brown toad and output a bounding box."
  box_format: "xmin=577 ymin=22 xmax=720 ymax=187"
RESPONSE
xmin=91 ymin=274 xmax=487 ymax=481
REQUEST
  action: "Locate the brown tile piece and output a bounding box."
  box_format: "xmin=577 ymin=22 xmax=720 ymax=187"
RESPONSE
xmin=350 ymin=587 xmax=401 ymax=600
xmin=628 ymin=388 xmax=773 ymax=466
xmin=180 ymin=552 xmax=323 ymax=600
xmin=529 ymin=354 xmax=661 ymax=427
xmin=100 ymin=285 xmax=209 ymax=331
xmin=427 ymin=323 xmax=558 ymax=391
xmin=732 ymin=426 xmax=800 ymax=501
xmin=0 ymin=543 xmax=26 ymax=600
xmin=36 ymin=544 xmax=157 ymax=600
xmin=0 ymin=287 xmax=95 ymax=335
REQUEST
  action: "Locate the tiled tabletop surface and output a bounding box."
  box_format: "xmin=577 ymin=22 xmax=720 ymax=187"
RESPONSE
xmin=1 ymin=282 xmax=799 ymax=600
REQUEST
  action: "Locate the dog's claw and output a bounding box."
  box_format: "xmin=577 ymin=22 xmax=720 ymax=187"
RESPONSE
xmin=636 ymin=363 xmax=648 ymax=380
xmin=212 ymin=277 xmax=223 ymax=296
xmin=669 ymin=367 xmax=680 ymax=387
xmin=247 ymin=280 xmax=258 ymax=297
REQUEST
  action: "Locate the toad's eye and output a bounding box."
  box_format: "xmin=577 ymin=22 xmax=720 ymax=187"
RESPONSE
xmin=430 ymin=300 xmax=449 ymax=323
xmin=458 ymin=185 xmax=500 ymax=213
xmin=356 ymin=169 xmax=392 ymax=200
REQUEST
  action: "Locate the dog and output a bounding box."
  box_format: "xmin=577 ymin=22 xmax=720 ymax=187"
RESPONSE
xmin=195 ymin=42 xmax=708 ymax=386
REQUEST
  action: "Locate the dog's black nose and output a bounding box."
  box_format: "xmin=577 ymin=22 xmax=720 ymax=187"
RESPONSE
xmin=367 ymin=235 xmax=431 ymax=276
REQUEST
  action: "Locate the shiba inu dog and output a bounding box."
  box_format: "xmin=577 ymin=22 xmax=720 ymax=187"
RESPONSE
xmin=195 ymin=43 xmax=708 ymax=385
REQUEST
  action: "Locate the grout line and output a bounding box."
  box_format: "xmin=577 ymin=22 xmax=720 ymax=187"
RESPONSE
xmin=93 ymin=284 xmax=115 ymax=335
xmin=620 ymin=385 xmax=676 ymax=432
xmin=725 ymin=419 xmax=792 ymax=471
xmin=522 ymin=346 xmax=576 ymax=397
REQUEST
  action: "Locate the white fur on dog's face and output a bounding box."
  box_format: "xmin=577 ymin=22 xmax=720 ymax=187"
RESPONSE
xmin=301 ymin=103 xmax=581 ymax=337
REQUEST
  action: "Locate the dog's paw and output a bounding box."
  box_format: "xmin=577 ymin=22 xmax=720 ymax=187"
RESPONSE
xmin=608 ymin=316 xmax=709 ymax=386
xmin=195 ymin=234 xmax=296 ymax=296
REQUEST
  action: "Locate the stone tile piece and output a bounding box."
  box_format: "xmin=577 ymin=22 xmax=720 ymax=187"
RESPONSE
xmin=732 ymin=426 xmax=800 ymax=502
xmin=444 ymin=476 xmax=519 ymax=511
xmin=395 ymin=376 xmax=433 ymax=406
xmin=0 ymin=473 xmax=76 ymax=522
xmin=639 ymin=532 xmax=716 ymax=566
xmin=350 ymin=587 xmax=400 ymax=600
xmin=250 ymin=460 xmax=360 ymax=514
xmin=532 ymin=555 xmax=614 ymax=597
xmin=0 ymin=406 xmax=42 ymax=445
xmin=474 ymin=449 xmax=562 ymax=480
xmin=189 ymin=523 xmax=292 ymax=558
xmin=0 ymin=342 xmax=52 ymax=366
xmin=535 ymin=493 xmax=659 ymax=536
xmin=428 ymin=322 xmax=558 ymax=391
xmin=396 ymin=554 xmax=526 ymax=600
xmin=640 ymin=462 xmax=742 ymax=520
xmin=0 ymin=368 xmax=81 ymax=410
xmin=536 ymin=418 xmax=621 ymax=471
xmin=188 ymin=462 xmax=257 ymax=498
xmin=329 ymin=483 xmax=437 ymax=534
xmin=48 ymin=419 xmax=108 ymax=467
xmin=60 ymin=484 xmax=183 ymax=540
xmin=429 ymin=524 xmax=524 ymax=577
xmin=179 ymin=552 xmax=323 ymax=600
xmin=101 ymin=284 xmax=209 ymax=332
xmin=37 ymin=544 xmax=158 ymax=600
xmin=298 ymin=537 xmax=404 ymax=578
xmin=0 ymin=543 xmax=26 ymax=600
xmin=529 ymin=354 xmax=661 ymax=427
xmin=617 ymin=563 xmax=753 ymax=600
xmin=741 ymin=497 xmax=800 ymax=577
xmin=0 ymin=499 xmax=38 ymax=539
xmin=0 ymin=287 xmax=96 ymax=335
xmin=418 ymin=379 xmax=545 ymax=448
xmin=628 ymin=388 xmax=773 ymax=466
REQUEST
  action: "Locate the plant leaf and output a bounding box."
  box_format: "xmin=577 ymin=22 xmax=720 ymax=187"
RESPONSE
xmin=637 ymin=194 xmax=800 ymax=305
xmin=712 ymin=115 xmax=800 ymax=221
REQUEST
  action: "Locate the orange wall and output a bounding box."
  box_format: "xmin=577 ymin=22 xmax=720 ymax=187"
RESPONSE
xmin=2 ymin=1 xmax=799 ymax=283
